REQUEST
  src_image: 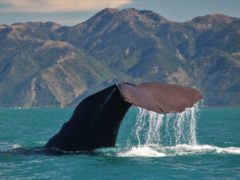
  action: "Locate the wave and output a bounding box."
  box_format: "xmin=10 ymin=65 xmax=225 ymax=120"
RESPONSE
xmin=12 ymin=144 xmax=21 ymax=149
xmin=117 ymin=146 xmax=166 ymax=157
xmin=0 ymin=142 xmax=22 ymax=152
xmin=116 ymin=144 xmax=240 ymax=157
xmin=1 ymin=142 xmax=240 ymax=157
xmin=1 ymin=104 xmax=239 ymax=157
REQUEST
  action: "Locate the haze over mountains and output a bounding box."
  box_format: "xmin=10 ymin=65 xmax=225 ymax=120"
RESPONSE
xmin=0 ymin=8 xmax=240 ymax=107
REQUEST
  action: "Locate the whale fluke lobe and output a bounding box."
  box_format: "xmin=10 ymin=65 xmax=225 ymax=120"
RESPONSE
xmin=120 ymin=82 xmax=202 ymax=113
xmin=45 ymin=82 xmax=202 ymax=152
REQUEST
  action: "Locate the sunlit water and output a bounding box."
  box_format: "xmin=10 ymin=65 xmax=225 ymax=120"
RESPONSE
xmin=0 ymin=107 xmax=240 ymax=179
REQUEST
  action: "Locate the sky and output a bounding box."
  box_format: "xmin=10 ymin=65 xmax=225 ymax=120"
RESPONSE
xmin=0 ymin=0 xmax=240 ymax=26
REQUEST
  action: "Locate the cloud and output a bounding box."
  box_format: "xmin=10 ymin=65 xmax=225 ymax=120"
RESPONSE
xmin=0 ymin=0 xmax=132 ymax=13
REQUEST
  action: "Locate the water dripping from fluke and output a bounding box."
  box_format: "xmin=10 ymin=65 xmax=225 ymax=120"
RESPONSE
xmin=131 ymin=103 xmax=200 ymax=147
xmin=116 ymin=103 xmax=240 ymax=157
xmin=116 ymin=103 xmax=199 ymax=157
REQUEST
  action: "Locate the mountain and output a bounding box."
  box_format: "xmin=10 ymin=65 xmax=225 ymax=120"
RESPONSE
xmin=0 ymin=8 xmax=240 ymax=107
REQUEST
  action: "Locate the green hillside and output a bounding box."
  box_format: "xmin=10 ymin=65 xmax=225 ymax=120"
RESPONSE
xmin=0 ymin=8 xmax=240 ymax=107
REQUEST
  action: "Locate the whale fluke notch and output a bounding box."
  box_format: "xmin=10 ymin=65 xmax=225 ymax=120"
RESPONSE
xmin=45 ymin=82 xmax=202 ymax=152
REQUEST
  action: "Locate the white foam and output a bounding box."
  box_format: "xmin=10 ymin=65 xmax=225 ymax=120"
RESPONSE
xmin=212 ymin=146 xmax=240 ymax=155
xmin=37 ymin=141 xmax=47 ymax=145
xmin=116 ymin=144 xmax=240 ymax=158
xmin=118 ymin=146 xmax=166 ymax=157
xmin=12 ymin=144 xmax=21 ymax=149
xmin=164 ymin=144 xmax=240 ymax=156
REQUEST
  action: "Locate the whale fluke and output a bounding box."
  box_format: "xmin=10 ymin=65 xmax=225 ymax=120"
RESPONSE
xmin=45 ymin=82 xmax=202 ymax=152
xmin=120 ymin=82 xmax=202 ymax=113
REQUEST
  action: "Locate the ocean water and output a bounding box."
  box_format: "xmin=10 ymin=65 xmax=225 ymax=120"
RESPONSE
xmin=0 ymin=106 xmax=240 ymax=179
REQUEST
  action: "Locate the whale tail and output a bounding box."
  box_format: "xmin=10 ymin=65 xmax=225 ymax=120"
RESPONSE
xmin=45 ymin=82 xmax=202 ymax=152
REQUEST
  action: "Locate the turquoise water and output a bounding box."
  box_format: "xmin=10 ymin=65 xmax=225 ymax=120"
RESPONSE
xmin=0 ymin=107 xmax=240 ymax=179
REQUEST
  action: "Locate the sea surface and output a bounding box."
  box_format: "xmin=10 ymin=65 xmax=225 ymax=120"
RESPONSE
xmin=0 ymin=106 xmax=240 ymax=179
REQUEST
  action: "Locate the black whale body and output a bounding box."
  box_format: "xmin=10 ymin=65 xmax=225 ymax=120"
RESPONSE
xmin=46 ymin=84 xmax=131 ymax=151
xmin=45 ymin=82 xmax=202 ymax=152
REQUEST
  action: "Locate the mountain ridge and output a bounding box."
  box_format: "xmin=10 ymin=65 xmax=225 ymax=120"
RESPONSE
xmin=0 ymin=8 xmax=240 ymax=107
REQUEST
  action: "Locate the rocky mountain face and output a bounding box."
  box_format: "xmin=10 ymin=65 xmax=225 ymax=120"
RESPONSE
xmin=0 ymin=8 xmax=239 ymax=107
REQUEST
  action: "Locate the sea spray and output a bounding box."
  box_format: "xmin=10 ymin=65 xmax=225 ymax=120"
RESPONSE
xmin=106 ymin=104 xmax=240 ymax=157
xmin=119 ymin=103 xmax=203 ymax=157
xmin=128 ymin=103 xmax=200 ymax=147
xmin=172 ymin=103 xmax=199 ymax=145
